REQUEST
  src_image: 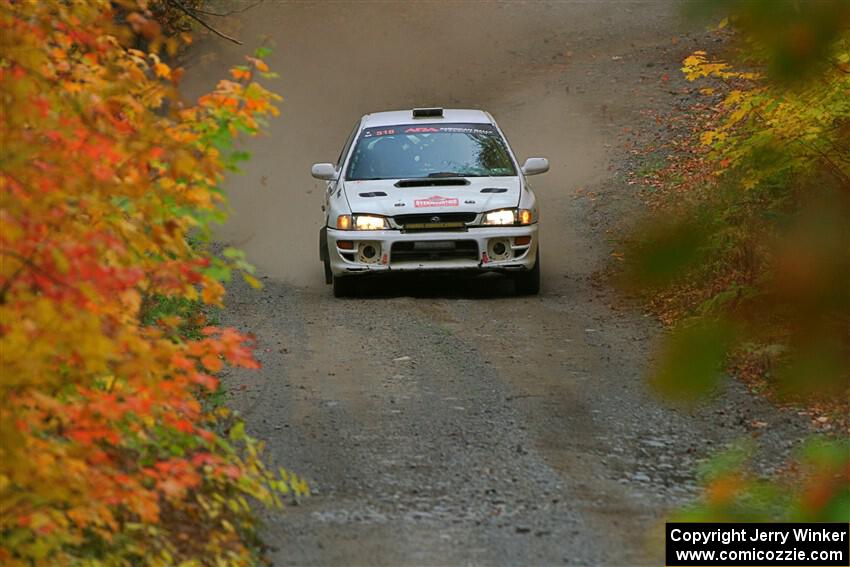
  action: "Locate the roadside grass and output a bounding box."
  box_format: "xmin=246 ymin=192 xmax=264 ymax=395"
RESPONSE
xmin=141 ymin=294 xmax=221 ymax=341
xmin=633 ymin=153 xmax=667 ymax=181
xmin=140 ymin=293 xmax=230 ymax=413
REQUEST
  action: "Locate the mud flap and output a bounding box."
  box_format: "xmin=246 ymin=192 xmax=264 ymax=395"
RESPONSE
xmin=319 ymin=226 xmax=328 ymax=262
xmin=319 ymin=226 xmax=332 ymax=284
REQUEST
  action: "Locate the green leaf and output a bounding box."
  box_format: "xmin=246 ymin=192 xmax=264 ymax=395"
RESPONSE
xmin=230 ymin=150 xmax=251 ymax=163
xmin=204 ymin=262 xmax=232 ymax=283
xmin=649 ymin=319 xmax=735 ymax=403
xmin=222 ymin=247 xmax=245 ymax=260
xmin=626 ymin=214 xmax=712 ymax=288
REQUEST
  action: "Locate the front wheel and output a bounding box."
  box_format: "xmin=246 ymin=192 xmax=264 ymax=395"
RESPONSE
xmin=514 ymin=252 xmax=540 ymax=296
xmin=332 ymin=275 xmax=357 ymax=298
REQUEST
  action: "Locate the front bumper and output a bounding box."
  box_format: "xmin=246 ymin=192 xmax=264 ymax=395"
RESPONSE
xmin=326 ymin=225 xmax=539 ymax=277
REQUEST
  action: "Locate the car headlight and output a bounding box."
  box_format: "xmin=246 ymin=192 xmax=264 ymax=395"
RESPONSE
xmin=482 ymin=208 xmax=535 ymax=226
xmin=482 ymin=209 xmax=516 ymax=225
xmin=337 ymin=214 xmax=389 ymax=230
xmin=354 ymin=215 xmax=389 ymax=230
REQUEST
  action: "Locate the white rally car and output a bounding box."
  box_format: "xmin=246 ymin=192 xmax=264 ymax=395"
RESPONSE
xmin=314 ymin=108 xmax=548 ymax=297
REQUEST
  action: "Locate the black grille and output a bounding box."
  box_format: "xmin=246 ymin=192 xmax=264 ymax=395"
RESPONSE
xmin=391 ymin=240 xmax=479 ymax=262
xmin=394 ymin=212 xmax=477 ymax=228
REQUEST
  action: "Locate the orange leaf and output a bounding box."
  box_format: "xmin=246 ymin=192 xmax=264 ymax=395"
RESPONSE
xmin=154 ymin=62 xmax=171 ymax=79
xmin=201 ymin=354 xmax=223 ymax=373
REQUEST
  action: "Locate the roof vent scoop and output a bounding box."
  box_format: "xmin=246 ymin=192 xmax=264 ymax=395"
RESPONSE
xmin=412 ymin=107 xmax=443 ymax=118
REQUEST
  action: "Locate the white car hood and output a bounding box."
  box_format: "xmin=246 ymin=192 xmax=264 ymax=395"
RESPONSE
xmin=343 ymin=177 xmax=521 ymax=216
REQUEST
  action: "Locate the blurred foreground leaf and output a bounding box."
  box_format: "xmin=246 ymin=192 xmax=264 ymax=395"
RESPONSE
xmin=624 ymin=0 xmax=849 ymax=528
xmin=674 ymin=438 xmax=850 ymax=522
xmin=650 ymin=320 xmax=735 ymax=402
xmin=625 ymin=215 xmax=712 ymax=289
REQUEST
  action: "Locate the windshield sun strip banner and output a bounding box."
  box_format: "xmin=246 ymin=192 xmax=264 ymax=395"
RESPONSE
xmin=361 ymin=123 xmax=499 ymax=138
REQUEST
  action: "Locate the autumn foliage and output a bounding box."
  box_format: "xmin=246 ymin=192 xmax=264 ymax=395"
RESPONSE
xmin=0 ymin=1 xmax=303 ymax=563
xmin=624 ymin=1 xmax=849 ymax=523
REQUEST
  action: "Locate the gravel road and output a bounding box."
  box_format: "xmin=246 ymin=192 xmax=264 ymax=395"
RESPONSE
xmin=183 ymin=2 xmax=813 ymax=564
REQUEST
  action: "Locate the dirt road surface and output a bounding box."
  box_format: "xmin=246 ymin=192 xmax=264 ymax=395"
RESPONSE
xmin=183 ymin=2 xmax=811 ymax=564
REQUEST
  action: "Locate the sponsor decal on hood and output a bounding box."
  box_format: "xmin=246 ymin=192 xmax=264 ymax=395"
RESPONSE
xmin=414 ymin=195 xmax=459 ymax=208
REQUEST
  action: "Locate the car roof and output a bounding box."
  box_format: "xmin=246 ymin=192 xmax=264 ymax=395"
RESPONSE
xmin=360 ymin=109 xmax=494 ymax=128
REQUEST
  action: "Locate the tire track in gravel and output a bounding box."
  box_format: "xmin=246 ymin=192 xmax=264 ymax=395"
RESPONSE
xmin=225 ymin=282 xmax=638 ymax=565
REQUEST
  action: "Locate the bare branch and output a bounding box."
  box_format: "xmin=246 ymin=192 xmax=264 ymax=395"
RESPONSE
xmin=0 ymin=249 xmax=76 ymax=305
xmin=190 ymin=0 xmax=264 ymax=18
xmin=166 ymin=0 xmax=243 ymax=45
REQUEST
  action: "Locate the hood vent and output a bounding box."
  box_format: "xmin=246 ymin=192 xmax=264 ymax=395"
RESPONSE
xmin=358 ymin=191 xmax=387 ymax=197
xmin=480 ymin=187 xmax=508 ymax=193
xmin=394 ymin=178 xmax=470 ymax=188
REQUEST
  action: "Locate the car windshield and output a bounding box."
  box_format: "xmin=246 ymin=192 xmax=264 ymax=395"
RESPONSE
xmin=345 ymin=123 xmax=517 ymax=180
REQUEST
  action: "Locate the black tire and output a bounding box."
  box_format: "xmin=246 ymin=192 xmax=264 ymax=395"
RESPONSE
xmin=332 ymin=275 xmax=357 ymax=298
xmin=514 ymin=252 xmax=541 ymax=296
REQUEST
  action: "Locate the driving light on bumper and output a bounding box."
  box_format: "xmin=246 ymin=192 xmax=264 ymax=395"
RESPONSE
xmin=336 ymin=214 xmax=390 ymax=230
xmin=482 ymin=208 xmax=535 ymax=226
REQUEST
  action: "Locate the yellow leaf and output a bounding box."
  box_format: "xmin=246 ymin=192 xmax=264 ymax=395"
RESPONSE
xmin=154 ymin=62 xmax=171 ymax=80
xmin=201 ymin=281 xmax=224 ymax=306
xmin=243 ymin=274 xmax=262 ymax=289
xmin=50 ymin=248 xmax=70 ymax=274
xmin=727 ymin=107 xmax=748 ymax=126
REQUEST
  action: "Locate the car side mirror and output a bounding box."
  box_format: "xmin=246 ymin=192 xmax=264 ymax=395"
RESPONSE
xmin=311 ymin=163 xmax=338 ymax=180
xmin=521 ymin=157 xmax=549 ymax=176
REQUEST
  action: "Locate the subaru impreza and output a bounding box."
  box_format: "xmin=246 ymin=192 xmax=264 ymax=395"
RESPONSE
xmin=314 ymin=108 xmax=548 ymax=297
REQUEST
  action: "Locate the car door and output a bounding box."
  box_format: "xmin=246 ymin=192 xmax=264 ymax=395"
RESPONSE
xmin=324 ymin=121 xmax=360 ymax=220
